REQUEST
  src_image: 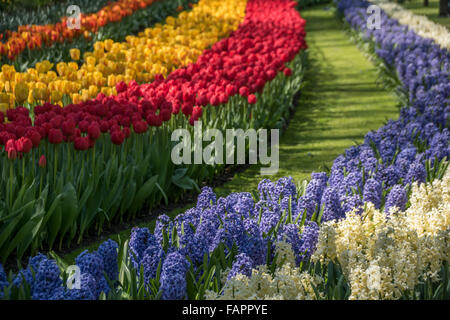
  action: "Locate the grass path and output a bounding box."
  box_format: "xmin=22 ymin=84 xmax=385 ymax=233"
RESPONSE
xmin=64 ymin=4 xmax=399 ymax=262
xmin=214 ymin=4 xmax=399 ymax=197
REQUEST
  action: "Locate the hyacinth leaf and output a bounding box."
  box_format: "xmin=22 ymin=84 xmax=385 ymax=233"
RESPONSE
xmin=316 ymin=206 xmax=325 ymax=225
xmin=118 ymin=240 xmax=129 ymax=287
xmin=186 ymin=262 xmax=197 ymax=299
xmin=49 ymin=251 xmax=69 ymax=272
xmin=327 ymin=261 xmax=335 ymax=289
xmin=310 ymin=207 xmax=318 ymax=224
xmin=287 ymin=197 xmax=293 ymax=224
xmin=197 ymin=265 xmax=216 ymax=300
xmin=171 ymin=225 xmax=179 ymax=248
xmin=296 ymin=208 xmax=307 ymax=228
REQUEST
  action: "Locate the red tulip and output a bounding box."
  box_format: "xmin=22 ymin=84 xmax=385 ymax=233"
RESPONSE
xmin=25 ymin=129 xmax=41 ymax=147
xmin=133 ymin=120 xmax=148 ymax=134
xmin=62 ymin=120 xmax=76 ymax=136
xmin=247 ymin=94 xmax=257 ymax=105
xmin=5 ymin=139 xmax=17 ymax=160
xmin=48 ymin=128 xmax=63 ymax=144
xmin=181 ymin=103 xmax=193 ymax=116
xmin=283 ymin=67 xmax=292 ymax=77
xmin=87 ymin=123 xmax=101 ymax=140
xmin=192 ymin=106 xmax=203 ymax=120
xmin=16 ymin=137 xmax=33 ymax=153
xmin=116 ymin=81 xmax=128 ymax=94
xmin=123 ymin=127 xmax=131 ymax=139
xmin=74 ymin=136 xmax=90 ymax=150
xmin=39 ymin=155 xmax=47 ymax=168
xmin=110 ymin=130 xmax=125 ymax=145
xmin=239 ymin=86 xmax=250 ymax=97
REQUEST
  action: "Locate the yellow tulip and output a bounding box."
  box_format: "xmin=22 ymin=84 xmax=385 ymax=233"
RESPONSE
xmin=56 ymin=62 xmax=68 ymax=77
xmin=107 ymin=75 xmax=116 ymax=87
xmin=35 ymin=61 xmax=53 ymax=74
xmin=72 ymin=93 xmax=81 ymax=104
xmin=32 ymin=88 xmax=41 ymax=101
xmin=88 ymin=85 xmax=99 ymax=98
xmin=101 ymin=87 xmax=111 ymax=96
xmin=1 ymin=65 xmax=16 ymax=81
xmin=70 ymin=48 xmax=81 ymax=61
xmin=51 ymin=90 xmax=63 ymax=103
xmin=14 ymin=82 xmax=29 ymax=104
xmin=0 ymin=93 xmax=10 ymax=104
xmin=86 ymin=56 xmax=96 ymax=66
xmin=104 ymin=39 xmax=114 ymax=52
xmin=94 ymin=42 xmax=104 ymax=52
xmin=4 ymin=81 xmax=12 ymax=93
xmin=68 ymin=62 xmax=79 ymax=72
xmin=0 ymin=103 xmax=9 ymax=114
xmin=27 ymin=90 xmax=34 ymax=104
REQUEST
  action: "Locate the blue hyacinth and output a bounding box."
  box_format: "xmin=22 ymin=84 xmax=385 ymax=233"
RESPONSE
xmin=384 ymin=185 xmax=408 ymax=214
xmin=227 ymin=253 xmax=253 ymax=280
xmin=363 ymin=178 xmax=382 ymax=209
xmin=32 ymin=259 xmax=62 ymax=300
xmin=97 ymin=239 xmax=119 ymax=282
xmin=160 ymin=251 xmax=190 ymax=300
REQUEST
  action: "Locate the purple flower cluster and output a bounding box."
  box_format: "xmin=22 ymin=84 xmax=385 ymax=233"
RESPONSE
xmin=227 ymin=253 xmax=254 ymax=280
xmin=3 ymin=238 xmax=118 ymax=300
xmin=0 ymin=264 xmax=8 ymax=299
xmin=160 ymin=251 xmax=190 ymax=300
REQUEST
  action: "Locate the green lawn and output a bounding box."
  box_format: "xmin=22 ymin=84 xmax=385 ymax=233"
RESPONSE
xmin=401 ymin=0 xmax=450 ymax=30
xmin=63 ymin=4 xmax=399 ymax=263
xmin=214 ymin=4 xmax=399 ymax=197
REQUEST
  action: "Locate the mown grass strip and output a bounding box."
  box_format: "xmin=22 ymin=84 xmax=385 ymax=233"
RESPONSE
xmin=214 ymin=4 xmax=399 ymax=197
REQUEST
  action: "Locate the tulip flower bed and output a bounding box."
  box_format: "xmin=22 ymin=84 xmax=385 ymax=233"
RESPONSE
xmin=0 ymin=0 xmax=198 ymax=73
xmin=0 ymin=0 xmax=308 ymax=262
xmin=0 ymin=0 xmax=114 ymax=35
xmin=0 ymin=0 xmax=172 ymax=62
xmin=0 ymin=0 xmax=241 ymax=108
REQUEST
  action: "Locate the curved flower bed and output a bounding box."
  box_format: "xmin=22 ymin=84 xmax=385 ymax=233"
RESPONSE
xmin=0 ymin=0 xmax=212 ymax=107
xmin=0 ymin=0 xmax=307 ymax=261
xmin=0 ymin=0 xmax=197 ymax=73
xmin=0 ymin=0 xmax=115 ymax=35
xmin=0 ymin=0 xmax=165 ymax=61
